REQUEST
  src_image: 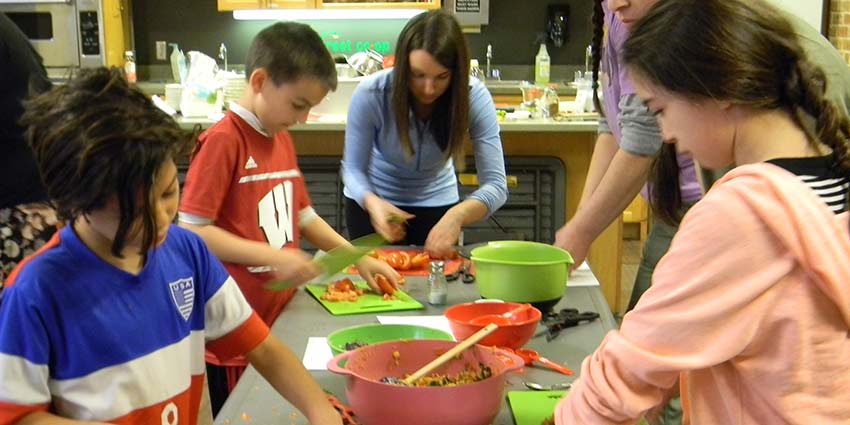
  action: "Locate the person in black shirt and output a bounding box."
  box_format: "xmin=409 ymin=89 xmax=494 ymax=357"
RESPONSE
xmin=0 ymin=13 xmax=57 ymax=282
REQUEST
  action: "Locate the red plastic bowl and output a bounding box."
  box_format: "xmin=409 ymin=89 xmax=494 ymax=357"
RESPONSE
xmin=328 ymin=339 xmax=524 ymax=425
xmin=444 ymin=302 xmax=542 ymax=349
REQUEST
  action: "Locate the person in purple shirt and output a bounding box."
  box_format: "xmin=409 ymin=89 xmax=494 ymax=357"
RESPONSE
xmin=554 ymin=0 xmax=850 ymax=423
xmin=554 ymin=0 xmax=703 ymax=319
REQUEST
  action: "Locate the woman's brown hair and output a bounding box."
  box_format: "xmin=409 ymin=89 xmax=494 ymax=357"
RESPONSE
xmin=20 ymin=67 xmax=195 ymax=259
xmin=392 ymin=9 xmax=470 ymax=169
xmin=623 ymin=0 xmax=850 ymax=225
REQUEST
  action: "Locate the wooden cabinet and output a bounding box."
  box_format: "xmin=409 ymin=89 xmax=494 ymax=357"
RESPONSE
xmin=317 ymin=0 xmax=440 ymax=9
xmin=269 ymin=0 xmax=317 ymax=8
xmin=219 ymin=0 xmax=435 ymax=10
xmin=102 ymin=0 xmax=133 ymax=68
xmin=217 ymin=0 xmax=265 ymax=11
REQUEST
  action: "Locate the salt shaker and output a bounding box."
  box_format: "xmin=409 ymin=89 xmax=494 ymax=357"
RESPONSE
xmin=428 ymin=261 xmax=448 ymax=305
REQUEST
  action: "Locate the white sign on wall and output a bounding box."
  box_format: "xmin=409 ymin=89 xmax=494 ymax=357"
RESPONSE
xmin=765 ymin=0 xmax=825 ymax=33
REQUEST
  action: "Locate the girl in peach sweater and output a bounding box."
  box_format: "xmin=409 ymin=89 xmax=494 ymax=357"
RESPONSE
xmin=555 ymin=0 xmax=850 ymax=423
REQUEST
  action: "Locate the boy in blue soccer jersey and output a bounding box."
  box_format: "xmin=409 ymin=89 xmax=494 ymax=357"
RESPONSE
xmin=0 ymin=68 xmax=342 ymax=425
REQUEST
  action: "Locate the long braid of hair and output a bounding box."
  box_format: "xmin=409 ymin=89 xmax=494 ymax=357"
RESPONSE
xmin=648 ymin=144 xmax=683 ymax=225
xmin=591 ymin=0 xmax=605 ymax=116
xmin=784 ymin=58 xmax=850 ymax=217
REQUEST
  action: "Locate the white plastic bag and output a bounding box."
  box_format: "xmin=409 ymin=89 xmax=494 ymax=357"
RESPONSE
xmin=180 ymin=51 xmax=223 ymax=117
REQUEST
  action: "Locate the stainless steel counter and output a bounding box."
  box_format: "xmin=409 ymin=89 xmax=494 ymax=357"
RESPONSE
xmin=214 ymin=265 xmax=615 ymax=425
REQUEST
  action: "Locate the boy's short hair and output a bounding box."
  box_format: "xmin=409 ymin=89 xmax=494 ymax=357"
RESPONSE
xmin=20 ymin=67 xmax=194 ymax=258
xmin=245 ymin=21 xmax=337 ymax=91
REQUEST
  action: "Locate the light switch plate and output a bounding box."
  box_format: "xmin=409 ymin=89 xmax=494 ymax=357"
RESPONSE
xmin=155 ymin=41 xmax=167 ymax=61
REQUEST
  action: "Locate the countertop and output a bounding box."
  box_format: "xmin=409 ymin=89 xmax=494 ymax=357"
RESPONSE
xmin=214 ymin=263 xmax=615 ymax=425
xmin=136 ymin=79 xmax=578 ymax=98
xmin=177 ymin=114 xmax=598 ymax=133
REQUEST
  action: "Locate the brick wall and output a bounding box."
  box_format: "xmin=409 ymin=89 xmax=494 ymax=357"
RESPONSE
xmin=829 ymin=0 xmax=850 ymax=64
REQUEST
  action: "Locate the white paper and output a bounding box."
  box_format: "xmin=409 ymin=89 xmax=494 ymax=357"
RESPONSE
xmin=302 ymin=337 xmax=334 ymax=371
xmin=566 ymin=262 xmax=599 ymax=287
xmin=375 ymin=315 xmax=456 ymax=339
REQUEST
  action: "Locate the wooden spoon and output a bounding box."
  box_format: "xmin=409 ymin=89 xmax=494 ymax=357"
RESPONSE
xmin=385 ymin=323 xmax=498 ymax=386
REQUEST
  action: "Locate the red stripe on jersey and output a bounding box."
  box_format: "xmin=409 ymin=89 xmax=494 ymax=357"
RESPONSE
xmin=0 ymin=401 xmax=49 ymax=425
xmin=109 ymin=374 xmax=205 ymax=425
xmin=206 ymin=311 xmax=269 ymax=362
xmin=4 ymin=231 xmax=61 ymax=288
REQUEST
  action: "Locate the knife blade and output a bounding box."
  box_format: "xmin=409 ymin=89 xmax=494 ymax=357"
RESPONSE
xmin=265 ymin=233 xmax=386 ymax=291
xmin=314 ymin=233 xmax=386 ymax=279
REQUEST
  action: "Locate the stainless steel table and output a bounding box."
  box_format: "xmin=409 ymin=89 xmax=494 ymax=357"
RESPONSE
xmin=215 ymin=266 xmax=616 ymax=425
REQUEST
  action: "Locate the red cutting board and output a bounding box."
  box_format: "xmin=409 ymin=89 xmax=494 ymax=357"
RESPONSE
xmin=347 ymin=248 xmax=462 ymax=276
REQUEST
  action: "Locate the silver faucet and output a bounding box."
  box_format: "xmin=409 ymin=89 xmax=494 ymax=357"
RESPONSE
xmin=219 ymin=42 xmax=228 ymax=72
xmin=486 ymin=44 xmax=493 ymax=79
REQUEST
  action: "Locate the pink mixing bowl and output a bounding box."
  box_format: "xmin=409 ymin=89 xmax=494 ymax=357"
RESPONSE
xmin=327 ymin=339 xmax=524 ymax=425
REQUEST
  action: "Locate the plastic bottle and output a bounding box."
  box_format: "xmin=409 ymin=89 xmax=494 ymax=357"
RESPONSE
xmin=534 ymin=43 xmax=550 ymax=86
xmin=428 ymin=261 xmax=448 ymax=306
xmin=169 ymin=43 xmax=187 ymax=84
xmin=124 ymin=51 xmax=137 ymax=84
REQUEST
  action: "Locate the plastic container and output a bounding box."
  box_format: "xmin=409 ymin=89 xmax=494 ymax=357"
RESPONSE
xmin=326 ymin=324 xmax=453 ymax=356
xmin=534 ymin=43 xmax=550 ymax=85
xmin=327 ymin=340 xmax=524 ymax=425
xmin=124 ymin=51 xmax=136 ymax=84
xmin=470 ymin=241 xmax=573 ymax=313
xmin=444 ymin=301 xmax=542 ymax=349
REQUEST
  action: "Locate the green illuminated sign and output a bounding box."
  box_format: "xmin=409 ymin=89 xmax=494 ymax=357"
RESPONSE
xmin=322 ymin=30 xmax=392 ymax=55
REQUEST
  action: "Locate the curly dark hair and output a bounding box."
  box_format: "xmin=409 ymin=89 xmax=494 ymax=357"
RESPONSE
xmin=20 ymin=67 xmax=195 ymax=258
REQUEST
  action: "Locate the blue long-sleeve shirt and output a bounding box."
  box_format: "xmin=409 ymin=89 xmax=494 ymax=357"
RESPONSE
xmin=341 ymin=69 xmax=508 ymax=215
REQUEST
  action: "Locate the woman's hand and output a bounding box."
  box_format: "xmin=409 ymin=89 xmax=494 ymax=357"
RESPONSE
xmin=268 ymin=248 xmax=320 ymax=286
xmin=363 ymin=194 xmax=415 ymax=243
xmin=424 ymin=214 xmax=462 ymax=259
xmin=354 ymin=255 xmax=403 ymax=294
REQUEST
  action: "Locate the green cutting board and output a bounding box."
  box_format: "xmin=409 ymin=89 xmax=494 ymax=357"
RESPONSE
xmin=305 ymin=281 xmax=423 ymax=315
xmin=507 ymin=390 xmax=567 ymax=425
xmin=508 ymin=390 xmax=651 ymax=425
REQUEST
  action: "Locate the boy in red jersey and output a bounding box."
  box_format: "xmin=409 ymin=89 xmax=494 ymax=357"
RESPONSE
xmin=177 ymin=22 xmax=399 ymax=414
xmin=0 ymin=68 xmax=341 ymax=425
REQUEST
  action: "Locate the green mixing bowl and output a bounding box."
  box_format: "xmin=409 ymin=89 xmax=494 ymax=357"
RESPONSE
xmin=470 ymin=241 xmax=574 ymax=309
xmin=326 ymin=324 xmax=454 ymax=355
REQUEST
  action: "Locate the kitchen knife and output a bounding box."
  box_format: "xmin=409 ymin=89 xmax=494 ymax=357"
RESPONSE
xmin=266 ymin=233 xmax=386 ymax=291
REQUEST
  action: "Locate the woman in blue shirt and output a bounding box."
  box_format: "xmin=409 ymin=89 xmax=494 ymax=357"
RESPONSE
xmin=342 ymin=9 xmax=508 ymax=258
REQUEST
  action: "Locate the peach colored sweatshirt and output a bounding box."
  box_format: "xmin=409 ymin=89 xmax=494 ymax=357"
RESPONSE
xmin=556 ymin=163 xmax=850 ymax=424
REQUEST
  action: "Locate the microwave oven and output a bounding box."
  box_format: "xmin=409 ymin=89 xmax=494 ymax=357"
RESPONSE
xmin=0 ymin=0 xmax=106 ymax=78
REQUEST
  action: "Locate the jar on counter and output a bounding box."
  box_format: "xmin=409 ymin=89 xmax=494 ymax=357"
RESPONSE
xmin=541 ymin=86 xmax=560 ymax=118
xmin=428 ymin=261 xmax=448 ymax=305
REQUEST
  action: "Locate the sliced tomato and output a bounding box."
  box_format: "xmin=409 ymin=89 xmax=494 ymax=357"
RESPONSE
xmin=331 ymin=278 xmax=355 ymax=292
xmin=374 ymin=273 xmax=395 ymax=295
xmin=409 ymin=252 xmax=430 ymax=269
xmin=386 ymin=252 xmax=411 ymax=270
xmin=397 ymin=251 xmax=411 ymax=270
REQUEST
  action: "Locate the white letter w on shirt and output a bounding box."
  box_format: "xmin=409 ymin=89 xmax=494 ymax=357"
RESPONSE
xmin=258 ymin=181 xmax=295 ymax=249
